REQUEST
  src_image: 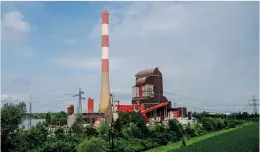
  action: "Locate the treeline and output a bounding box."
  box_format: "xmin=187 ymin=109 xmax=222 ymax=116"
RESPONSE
xmin=24 ymin=111 xmax=68 ymax=126
xmin=1 ymin=102 xmax=257 ymax=152
xmin=25 ymin=112 xmax=67 ymax=119
xmin=193 ymin=111 xmax=259 ymax=121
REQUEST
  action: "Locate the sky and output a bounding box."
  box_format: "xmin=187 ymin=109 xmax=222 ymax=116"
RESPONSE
xmin=1 ymin=1 xmax=259 ymax=113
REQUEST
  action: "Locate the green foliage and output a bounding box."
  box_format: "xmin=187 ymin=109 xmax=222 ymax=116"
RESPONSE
xmin=201 ymin=117 xmax=215 ymax=131
xmin=149 ymin=124 xmax=173 ymax=146
xmin=98 ymin=120 xmax=110 ymax=139
xmin=46 ymin=112 xmax=52 ymax=124
xmin=1 ymin=102 xmax=27 ymax=152
xmin=168 ymin=119 xmax=183 ymax=140
xmin=3 ymin=102 xmax=256 ymax=152
xmin=51 ymin=118 xmax=67 ymax=126
xmin=113 ymin=117 xmax=122 ymax=136
xmin=118 ymin=112 xmax=149 ymax=138
xmin=77 ymin=137 xmax=106 ymax=152
xmin=194 ymin=123 xmax=205 ymax=135
xmin=16 ymin=122 xmax=48 ymax=152
xmin=41 ymin=140 xmax=76 ymax=152
xmin=85 ymin=126 xmax=98 ymax=137
xmin=71 ymin=114 xmax=85 ymax=135
xmin=184 ymin=124 xmax=197 ymax=139
xmin=54 ymin=127 xmax=64 ymax=139
xmin=122 ymin=124 xmax=142 ymax=139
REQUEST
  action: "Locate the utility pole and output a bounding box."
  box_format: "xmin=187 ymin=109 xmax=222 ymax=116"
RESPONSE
xmin=248 ymin=95 xmax=259 ymax=114
xmin=28 ymin=95 xmax=32 ymax=128
xmin=73 ymin=88 xmax=85 ymax=114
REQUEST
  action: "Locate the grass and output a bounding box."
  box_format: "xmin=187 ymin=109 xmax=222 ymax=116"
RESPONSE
xmin=147 ymin=122 xmax=259 ymax=152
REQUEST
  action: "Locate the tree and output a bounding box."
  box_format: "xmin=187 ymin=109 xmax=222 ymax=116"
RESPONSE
xmin=85 ymin=126 xmax=98 ymax=137
xmin=130 ymin=112 xmax=149 ymax=137
xmin=168 ymin=119 xmax=183 ymax=140
xmin=149 ymin=124 xmax=169 ymax=146
xmin=71 ymin=114 xmax=85 ymax=135
xmin=41 ymin=140 xmax=76 ymax=152
xmin=77 ymin=137 xmax=106 ymax=152
xmin=98 ymin=120 xmax=110 ymax=140
xmin=1 ymin=102 xmax=27 ymax=152
xmin=46 ymin=112 xmax=52 ymax=124
xmin=113 ymin=118 xmax=122 ymax=137
xmin=16 ymin=122 xmax=48 ymax=152
xmin=123 ymin=124 xmax=142 ymax=139
xmin=185 ymin=124 xmax=196 ymax=138
xmin=54 ymin=127 xmax=64 ymax=139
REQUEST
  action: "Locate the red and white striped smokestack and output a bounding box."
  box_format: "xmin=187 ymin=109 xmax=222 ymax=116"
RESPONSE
xmin=99 ymin=10 xmax=112 ymax=123
xmin=102 ymin=10 xmax=109 ymax=74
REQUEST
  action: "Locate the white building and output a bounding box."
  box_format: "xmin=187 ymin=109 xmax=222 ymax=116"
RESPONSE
xmin=176 ymin=117 xmax=197 ymax=125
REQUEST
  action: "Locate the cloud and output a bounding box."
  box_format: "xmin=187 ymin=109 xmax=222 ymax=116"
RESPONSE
xmin=1 ymin=11 xmax=31 ymax=43
xmin=1 ymin=11 xmax=36 ymax=58
xmin=53 ymin=52 xmax=122 ymax=71
xmin=12 ymin=77 xmax=32 ymax=85
xmin=91 ymin=2 xmax=258 ymax=111
xmin=64 ymin=38 xmax=77 ymax=44
xmin=2 ymin=2 xmax=258 ymax=113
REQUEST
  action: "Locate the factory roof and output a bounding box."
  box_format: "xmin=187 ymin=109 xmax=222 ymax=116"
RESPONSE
xmin=135 ymin=67 xmax=162 ymax=78
xmin=136 ymin=77 xmax=147 ymax=85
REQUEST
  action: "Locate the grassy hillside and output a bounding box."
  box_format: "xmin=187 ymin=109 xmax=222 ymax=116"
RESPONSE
xmin=148 ymin=123 xmax=259 ymax=152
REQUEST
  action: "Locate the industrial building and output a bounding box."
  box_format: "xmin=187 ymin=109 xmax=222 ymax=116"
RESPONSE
xmin=66 ymin=10 xmax=197 ymax=128
xmin=111 ymin=67 xmax=196 ymax=124
xmin=67 ymin=67 xmax=197 ymax=126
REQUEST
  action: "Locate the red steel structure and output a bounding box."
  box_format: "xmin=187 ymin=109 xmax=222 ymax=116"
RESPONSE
xmin=88 ymin=98 xmax=94 ymax=113
xmin=116 ymin=105 xmax=135 ymax=112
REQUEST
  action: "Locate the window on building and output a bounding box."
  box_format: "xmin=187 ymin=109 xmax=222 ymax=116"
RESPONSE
xmin=142 ymin=85 xmax=154 ymax=97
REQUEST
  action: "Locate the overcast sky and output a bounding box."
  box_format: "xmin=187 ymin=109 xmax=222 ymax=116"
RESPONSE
xmin=1 ymin=2 xmax=259 ymax=113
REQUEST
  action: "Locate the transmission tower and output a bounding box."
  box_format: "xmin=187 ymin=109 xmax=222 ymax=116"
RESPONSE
xmin=248 ymin=95 xmax=259 ymax=114
xmin=73 ymin=88 xmax=85 ymax=114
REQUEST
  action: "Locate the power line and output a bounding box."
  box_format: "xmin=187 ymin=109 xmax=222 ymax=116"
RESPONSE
xmin=0 ymin=93 xmax=76 ymax=101
xmin=164 ymin=91 xmax=244 ymax=104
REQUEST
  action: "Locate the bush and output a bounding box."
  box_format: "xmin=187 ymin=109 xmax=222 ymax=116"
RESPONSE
xmin=123 ymin=124 xmax=142 ymax=139
xmin=185 ymin=124 xmax=197 ymax=139
xmin=201 ymin=117 xmax=215 ymax=131
xmin=17 ymin=122 xmax=48 ymax=151
xmin=41 ymin=140 xmax=76 ymax=152
xmin=77 ymin=137 xmax=106 ymax=152
xmin=85 ymin=126 xmax=98 ymax=137
xmin=168 ymin=119 xmax=183 ymax=140
xmin=54 ymin=127 xmax=64 ymax=139
xmin=98 ymin=120 xmax=110 ymax=140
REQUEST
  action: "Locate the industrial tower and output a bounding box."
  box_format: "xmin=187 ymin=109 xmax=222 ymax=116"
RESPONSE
xmin=98 ymin=10 xmax=113 ymax=123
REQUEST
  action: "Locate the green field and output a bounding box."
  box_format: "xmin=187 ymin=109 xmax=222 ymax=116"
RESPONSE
xmin=148 ymin=123 xmax=259 ymax=152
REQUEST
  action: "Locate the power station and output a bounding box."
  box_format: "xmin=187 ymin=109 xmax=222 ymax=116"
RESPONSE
xmin=66 ymin=10 xmax=197 ymax=127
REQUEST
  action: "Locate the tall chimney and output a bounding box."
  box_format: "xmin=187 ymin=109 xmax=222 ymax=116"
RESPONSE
xmin=99 ymin=10 xmax=112 ymax=123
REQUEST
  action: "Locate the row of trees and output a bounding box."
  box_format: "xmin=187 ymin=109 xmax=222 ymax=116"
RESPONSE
xmin=1 ymin=102 xmax=256 ymax=152
xmin=193 ymin=111 xmax=259 ymax=121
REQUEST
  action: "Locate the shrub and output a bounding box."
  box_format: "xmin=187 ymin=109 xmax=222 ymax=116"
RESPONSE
xmin=77 ymin=137 xmax=106 ymax=152
xmin=54 ymin=127 xmax=64 ymax=139
xmin=168 ymin=119 xmax=183 ymax=140
xmin=84 ymin=126 xmax=98 ymax=137
xmin=123 ymin=124 xmax=142 ymax=139
xmin=185 ymin=124 xmax=197 ymax=139
xmin=41 ymin=140 xmax=76 ymax=152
